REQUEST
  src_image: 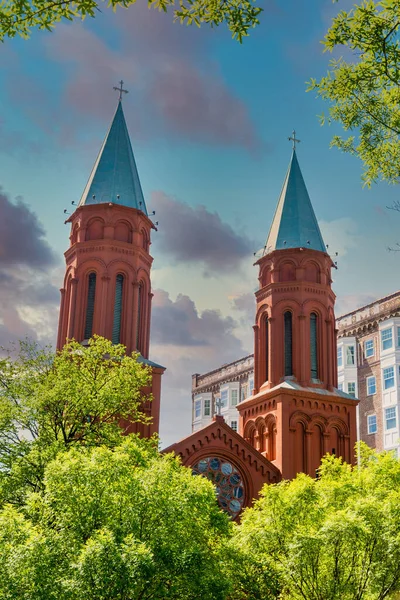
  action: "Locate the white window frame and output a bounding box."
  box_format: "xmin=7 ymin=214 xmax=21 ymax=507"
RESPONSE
xmin=367 ymin=376 xmax=376 ymax=396
xmin=364 ymin=339 xmax=374 ymax=358
xmin=347 ymin=382 xmax=356 ymax=397
xmin=338 ymin=382 xmax=343 ymax=392
xmin=220 ymin=388 xmax=229 ymax=410
xmin=248 ymin=377 xmax=254 ymax=393
xmin=230 ymin=420 xmax=238 ymax=432
xmin=398 ymin=326 xmax=400 ymax=348
xmin=381 ymin=327 xmax=393 ymax=351
xmin=367 ymin=414 xmax=377 ymax=434
xmin=231 ymin=389 xmax=239 ymax=407
xmin=204 ymin=398 xmax=211 ymax=417
xmin=385 ymin=407 xmax=397 ymax=430
xmin=194 ymin=399 xmax=201 ymax=420
xmin=383 ymin=366 xmax=395 ymax=390
xmin=337 ymin=347 xmax=343 ymax=367
xmin=346 ymin=346 xmax=355 ymax=366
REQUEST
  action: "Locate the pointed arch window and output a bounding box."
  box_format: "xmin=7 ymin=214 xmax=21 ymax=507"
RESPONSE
xmin=136 ymin=283 xmax=142 ymax=352
xmin=284 ymin=311 xmax=293 ymax=376
xmin=84 ymin=272 xmax=96 ymax=339
xmin=265 ymin=316 xmax=269 ymax=382
xmin=310 ymin=312 xmax=318 ymax=379
xmin=112 ymin=274 xmax=124 ymax=344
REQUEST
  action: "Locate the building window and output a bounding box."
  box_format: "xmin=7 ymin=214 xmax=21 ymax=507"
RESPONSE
xmin=338 ymin=382 xmax=343 ymax=392
xmin=231 ymin=389 xmax=238 ymax=407
xmin=194 ymin=399 xmax=201 ymax=419
xmin=347 ymin=382 xmax=356 ymax=398
xmin=381 ymin=327 xmax=393 ymax=351
xmin=231 ymin=421 xmax=238 ymax=432
xmin=367 ymin=414 xmax=377 ymax=434
xmin=112 ymin=274 xmax=124 ymax=344
xmin=220 ymin=389 xmax=228 ymax=409
xmin=383 ymin=366 xmax=395 ymax=389
xmin=367 ymin=376 xmax=376 ymax=396
xmin=398 ymin=327 xmax=400 ymax=347
xmin=248 ymin=377 xmax=254 ymax=393
xmin=204 ymin=398 xmax=211 ymax=416
xmin=337 ymin=347 xmax=343 ymax=367
xmin=364 ymin=339 xmax=374 ymax=358
xmin=310 ymin=312 xmax=318 ymax=379
xmin=84 ymin=272 xmax=96 ymax=339
xmin=346 ymin=346 xmax=355 ymax=366
xmin=385 ymin=407 xmax=397 ymax=430
xmin=284 ymin=311 xmax=293 ymax=376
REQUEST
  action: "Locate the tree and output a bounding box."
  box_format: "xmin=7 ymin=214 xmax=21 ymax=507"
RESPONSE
xmin=0 ymin=335 xmax=151 ymax=506
xmin=230 ymin=445 xmax=400 ymax=600
xmin=308 ymin=0 xmax=400 ymax=186
xmin=0 ymin=437 xmax=231 ymax=600
xmin=0 ymin=0 xmax=262 ymax=42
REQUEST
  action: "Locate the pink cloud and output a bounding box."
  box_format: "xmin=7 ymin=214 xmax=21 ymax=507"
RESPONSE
xmin=41 ymin=5 xmax=261 ymax=150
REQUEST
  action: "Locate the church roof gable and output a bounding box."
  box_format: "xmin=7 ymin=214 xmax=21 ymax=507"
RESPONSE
xmin=79 ymin=101 xmax=147 ymax=214
xmin=265 ymin=150 xmax=326 ymax=254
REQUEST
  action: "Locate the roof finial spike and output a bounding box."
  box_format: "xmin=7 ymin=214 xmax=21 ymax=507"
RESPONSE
xmin=113 ymin=80 xmax=128 ymax=102
xmin=288 ymin=129 xmax=301 ymax=151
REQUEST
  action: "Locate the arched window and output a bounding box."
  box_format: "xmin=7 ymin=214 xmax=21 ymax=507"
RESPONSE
xmin=265 ymin=316 xmax=269 ymax=382
xmin=284 ymin=311 xmax=293 ymax=376
xmin=136 ymin=283 xmax=142 ymax=352
xmin=84 ymin=272 xmax=96 ymax=339
xmin=112 ymin=274 xmax=124 ymax=344
xmin=310 ymin=312 xmax=318 ymax=379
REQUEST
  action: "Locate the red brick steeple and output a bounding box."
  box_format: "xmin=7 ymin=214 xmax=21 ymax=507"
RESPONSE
xmin=238 ymin=147 xmax=358 ymax=479
xmin=57 ymin=97 xmax=164 ymax=437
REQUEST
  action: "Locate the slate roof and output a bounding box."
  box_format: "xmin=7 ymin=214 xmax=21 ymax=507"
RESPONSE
xmin=79 ymin=101 xmax=147 ymax=214
xmin=265 ymin=150 xmax=326 ymax=253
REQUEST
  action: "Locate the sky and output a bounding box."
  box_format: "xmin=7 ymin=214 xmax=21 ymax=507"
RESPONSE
xmin=1 ymin=0 xmax=399 ymax=447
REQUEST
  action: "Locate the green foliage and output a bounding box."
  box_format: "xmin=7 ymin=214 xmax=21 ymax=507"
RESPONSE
xmin=308 ymin=0 xmax=400 ymax=186
xmin=230 ymin=444 xmax=400 ymax=600
xmin=0 ymin=335 xmax=151 ymax=505
xmin=0 ymin=0 xmax=262 ymax=42
xmin=0 ymin=438 xmax=231 ymax=599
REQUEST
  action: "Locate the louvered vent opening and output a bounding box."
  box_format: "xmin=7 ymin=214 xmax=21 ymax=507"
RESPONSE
xmin=310 ymin=312 xmax=318 ymax=379
xmin=284 ymin=311 xmax=293 ymax=376
xmin=136 ymin=283 xmax=142 ymax=352
xmin=112 ymin=274 xmax=124 ymax=344
xmin=265 ymin=316 xmax=269 ymax=382
xmin=84 ymin=273 xmax=96 ymax=339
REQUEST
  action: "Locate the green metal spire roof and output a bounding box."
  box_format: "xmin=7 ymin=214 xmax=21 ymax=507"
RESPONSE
xmin=265 ymin=150 xmax=326 ymax=254
xmin=79 ymin=101 xmax=147 ymax=214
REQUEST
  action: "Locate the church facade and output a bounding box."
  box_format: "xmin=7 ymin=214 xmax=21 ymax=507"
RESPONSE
xmin=57 ymin=97 xmax=358 ymax=519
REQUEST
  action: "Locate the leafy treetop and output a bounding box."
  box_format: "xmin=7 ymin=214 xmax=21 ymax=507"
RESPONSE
xmin=308 ymin=0 xmax=400 ymax=186
xmin=0 ymin=0 xmax=263 ymax=42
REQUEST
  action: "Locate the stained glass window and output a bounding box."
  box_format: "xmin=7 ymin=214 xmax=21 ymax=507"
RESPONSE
xmin=192 ymin=457 xmax=245 ymax=519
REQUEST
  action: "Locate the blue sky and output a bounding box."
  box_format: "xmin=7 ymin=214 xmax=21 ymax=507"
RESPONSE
xmin=1 ymin=0 xmax=399 ymax=446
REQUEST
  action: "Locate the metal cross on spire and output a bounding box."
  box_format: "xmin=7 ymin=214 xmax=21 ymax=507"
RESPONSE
xmin=113 ymin=80 xmax=128 ymax=102
xmin=288 ymin=130 xmax=301 ymax=150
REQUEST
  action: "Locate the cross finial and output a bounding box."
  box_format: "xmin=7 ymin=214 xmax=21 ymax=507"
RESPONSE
xmin=113 ymin=80 xmax=128 ymax=102
xmin=288 ymin=129 xmax=301 ymax=150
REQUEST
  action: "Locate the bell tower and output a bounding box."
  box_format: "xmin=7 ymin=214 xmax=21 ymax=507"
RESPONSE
xmin=238 ymin=137 xmax=358 ymax=479
xmin=57 ymin=87 xmax=164 ymax=436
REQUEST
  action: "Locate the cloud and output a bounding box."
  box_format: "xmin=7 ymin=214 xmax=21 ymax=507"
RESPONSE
xmin=318 ymin=217 xmax=358 ymax=259
xmin=151 ymin=191 xmax=254 ymax=273
xmin=231 ymin=291 xmax=255 ymax=324
xmin=38 ymin=4 xmax=261 ymax=151
xmin=150 ymin=288 xmax=248 ymax=446
xmin=0 ymin=188 xmax=60 ymax=349
xmin=335 ymin=293 xmax=378 ymax=318
xmin=0 ymin=190 xmax=56 ymax=268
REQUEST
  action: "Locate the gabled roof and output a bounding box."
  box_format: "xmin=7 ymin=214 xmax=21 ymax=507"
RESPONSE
xmin=265 ymin=150 xmax=326 ymax=253
xmin=79 ymin=101 xmax=147 ymax=214
xmin=163 ymin=416 xmax=281 ymax=505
